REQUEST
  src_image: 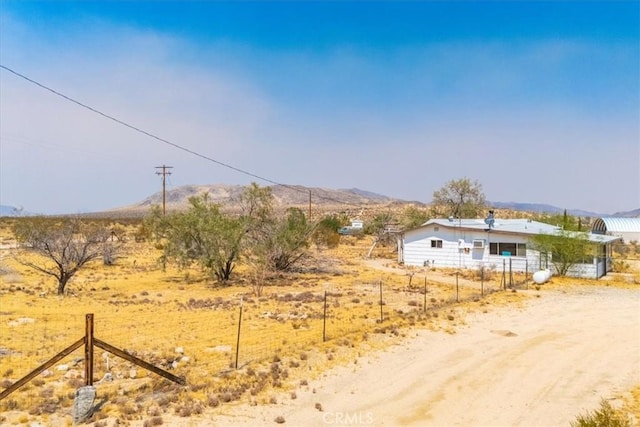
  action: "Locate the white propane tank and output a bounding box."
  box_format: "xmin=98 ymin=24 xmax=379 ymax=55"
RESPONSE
xmin=533 ymin=269 xmax=552 ymax=284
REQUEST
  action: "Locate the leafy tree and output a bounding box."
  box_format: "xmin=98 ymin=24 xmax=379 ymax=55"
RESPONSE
xmin=12 ymin=217 xmax=113 ymax=295
xmin=400 ymin=206 xmax=430 ymax=230
xmin=534 ymin=210 xmax=584 ymax=231
xmin=243 ymin=207 xmax=314 ymax=296
xmin=531 ymin=230 xmax=593 ymax=276
xmin=146 ymin=182 xmax=316 ymax=289
xmin=238 ymin=182 xmax=274 ymax=226
xmin=145 ymin=195 xmax=245 ymax=283
xmin=248 ymin=207 xmax=313 ymax=272
xmin=431 ymin=178 xmax=486 ymax=218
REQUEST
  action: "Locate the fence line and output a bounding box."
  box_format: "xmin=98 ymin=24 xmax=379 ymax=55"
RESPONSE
xmin=0 ymin=272 xmax=520 ymax=413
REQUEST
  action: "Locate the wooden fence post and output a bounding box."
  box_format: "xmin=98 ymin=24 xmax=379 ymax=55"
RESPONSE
xmin=85 ymin=314 xmax=94 ymax=386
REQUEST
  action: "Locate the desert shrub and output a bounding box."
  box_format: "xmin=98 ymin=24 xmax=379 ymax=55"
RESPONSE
xmin=313 ymin=215 xmax=343 ymax=248
xmin=571 ymin=400 xmax=631 ymax=427
xmin=143 ymin=416 xmax=164 ymax=427
xmin=175 ymin=400 xmax=203 ymax=417
xmin=612 ymin=260 xmax=631 ymax=273
xmin=207 ymin=395 xmax=220 ymax=407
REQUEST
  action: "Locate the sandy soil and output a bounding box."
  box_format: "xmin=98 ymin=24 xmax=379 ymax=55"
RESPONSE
xmin=207 ymin=285 xmax=640 ymax=426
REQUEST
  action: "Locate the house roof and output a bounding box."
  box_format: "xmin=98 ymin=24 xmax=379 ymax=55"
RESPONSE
xmin=415 ymin=218 xmax=620 ymax=244
xmin=421 ymin=218 xmax=559 ymax=235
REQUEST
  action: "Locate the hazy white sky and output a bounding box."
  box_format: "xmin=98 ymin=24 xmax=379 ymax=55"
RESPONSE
xmin=1 ymin=1 xmax=638 ymax=215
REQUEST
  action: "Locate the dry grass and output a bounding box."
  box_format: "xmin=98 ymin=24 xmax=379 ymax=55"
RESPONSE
xmin=0 ymin=218 xmax=636 ymax=425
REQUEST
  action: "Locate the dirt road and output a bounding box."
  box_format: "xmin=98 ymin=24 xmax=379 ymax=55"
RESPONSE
xmin=214 ymin=286 xmax=639 ymax=426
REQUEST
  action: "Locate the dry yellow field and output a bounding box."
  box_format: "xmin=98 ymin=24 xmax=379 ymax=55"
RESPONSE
xmin=0 ymin=218 xmax=636 ymax=426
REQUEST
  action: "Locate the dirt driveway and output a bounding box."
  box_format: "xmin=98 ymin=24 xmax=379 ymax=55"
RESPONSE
xmin=213 ymin=285 xmax=639 ymax=426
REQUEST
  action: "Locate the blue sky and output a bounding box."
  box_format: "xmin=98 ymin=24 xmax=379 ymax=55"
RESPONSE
xmin=1 ymin=1 xmax=638 ymax=215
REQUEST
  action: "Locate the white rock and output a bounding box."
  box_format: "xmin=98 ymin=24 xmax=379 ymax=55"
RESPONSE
xmin=56 ymin=364 xmax=69 ymax=371
xmin=8 ymin=317 xmax=35 ymax=327
xmin=206 ymin=345 xmax=232 ymax=353
xmin=175 ymin=346 xmax=184 ymax=354
xmin=180 ymin=356 xmax=191 ymax=364
xmin=129 ymin=369 xmax=137 ymax=379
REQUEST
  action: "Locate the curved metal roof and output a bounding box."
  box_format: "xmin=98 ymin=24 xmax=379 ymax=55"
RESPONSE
xmin=592 ymin=217 xmax=640 ymax=233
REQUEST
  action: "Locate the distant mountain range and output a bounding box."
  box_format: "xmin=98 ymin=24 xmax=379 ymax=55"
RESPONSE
xmin=487 ymin=201 xmax=604 ymax=218
xmin=2 ymin=184 xmax=639 ymax=218
xmin=0 ymin=205 xmax=31 ymax=217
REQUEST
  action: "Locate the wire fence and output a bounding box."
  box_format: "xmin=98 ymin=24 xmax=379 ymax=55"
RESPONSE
xmin=0 ymin=271 xmax=523 ymax=416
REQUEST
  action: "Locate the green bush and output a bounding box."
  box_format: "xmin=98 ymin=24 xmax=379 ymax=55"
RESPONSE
xmin=612 ymin=260 xmax=631 ymax=273
xmin=571 ymin=400 xmax=631 ymax=427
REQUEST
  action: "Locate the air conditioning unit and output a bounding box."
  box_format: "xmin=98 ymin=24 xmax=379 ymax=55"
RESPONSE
xmin=472 ymin=239 xmax=485 ymax=249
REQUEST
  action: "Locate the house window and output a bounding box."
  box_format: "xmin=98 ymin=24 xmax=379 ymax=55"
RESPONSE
xmin=434 ymin=226 xmax=440 ymax=231
xmin=489 ymin=242 xmax=526 ymax=257
xmin=431 ymin=239 xmax=443 ymax=248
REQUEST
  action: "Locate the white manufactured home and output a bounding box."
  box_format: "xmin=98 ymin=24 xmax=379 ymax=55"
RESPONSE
xmin=399 ymin=218 xmax=620 ymax=279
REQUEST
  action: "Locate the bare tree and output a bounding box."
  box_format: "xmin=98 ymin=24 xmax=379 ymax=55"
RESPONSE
xmin=12 ymin=217 xmax=113 ymax=295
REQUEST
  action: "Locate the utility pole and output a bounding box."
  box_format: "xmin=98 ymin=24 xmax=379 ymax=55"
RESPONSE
xmin=155 ymin=165 xmax=173 ymax=215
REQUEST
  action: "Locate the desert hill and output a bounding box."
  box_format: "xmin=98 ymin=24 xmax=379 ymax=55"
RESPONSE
xmin=116 ymin=184 xmax=633 ymax=218
xmin=112 ymin=184 xmax=413 ymax=215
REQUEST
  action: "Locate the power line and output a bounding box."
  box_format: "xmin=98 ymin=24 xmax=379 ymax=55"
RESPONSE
xmin=0 ymin=64 xmax=363 ymax=209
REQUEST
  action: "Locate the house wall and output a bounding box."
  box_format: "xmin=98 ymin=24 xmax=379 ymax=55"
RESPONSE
xmin=402 ymin=222 xmax=615 ymax=279
xmin=402 ymin=226 xmax=604 ymax=278
xmin=565 ymin=261 xmax=597 ymax=279
xmin=617 ymin=232 xmax=640 ymax=244
xmin=402 ymin=226 xmax=539 ymax=272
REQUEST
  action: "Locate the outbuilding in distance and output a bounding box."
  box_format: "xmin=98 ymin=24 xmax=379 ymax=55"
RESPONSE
xmin=592 ymin=217 xmax=640 ymax=244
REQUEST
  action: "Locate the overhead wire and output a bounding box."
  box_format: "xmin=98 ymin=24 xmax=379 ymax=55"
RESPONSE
xmin=0 ymin=64 xmax=364 ymax=209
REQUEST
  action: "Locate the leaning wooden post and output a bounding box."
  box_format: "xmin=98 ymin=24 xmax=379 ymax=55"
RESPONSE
xmin=235 ymin=297 xmax=243 ymax=369
xmin=85 ymin=314 xmax=94 ymax=386
xmin=423 ymin=283 xmax=427 ymax=313
xmin=379 ymin=280 xmax=383 ymax=323
xmin=322 ymin=290 xmax=328 ymax=342
xmin=502 ymin=259 xmax=506 ymax=290
xmin=509 ymin=258 xmax=513 ymax=288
